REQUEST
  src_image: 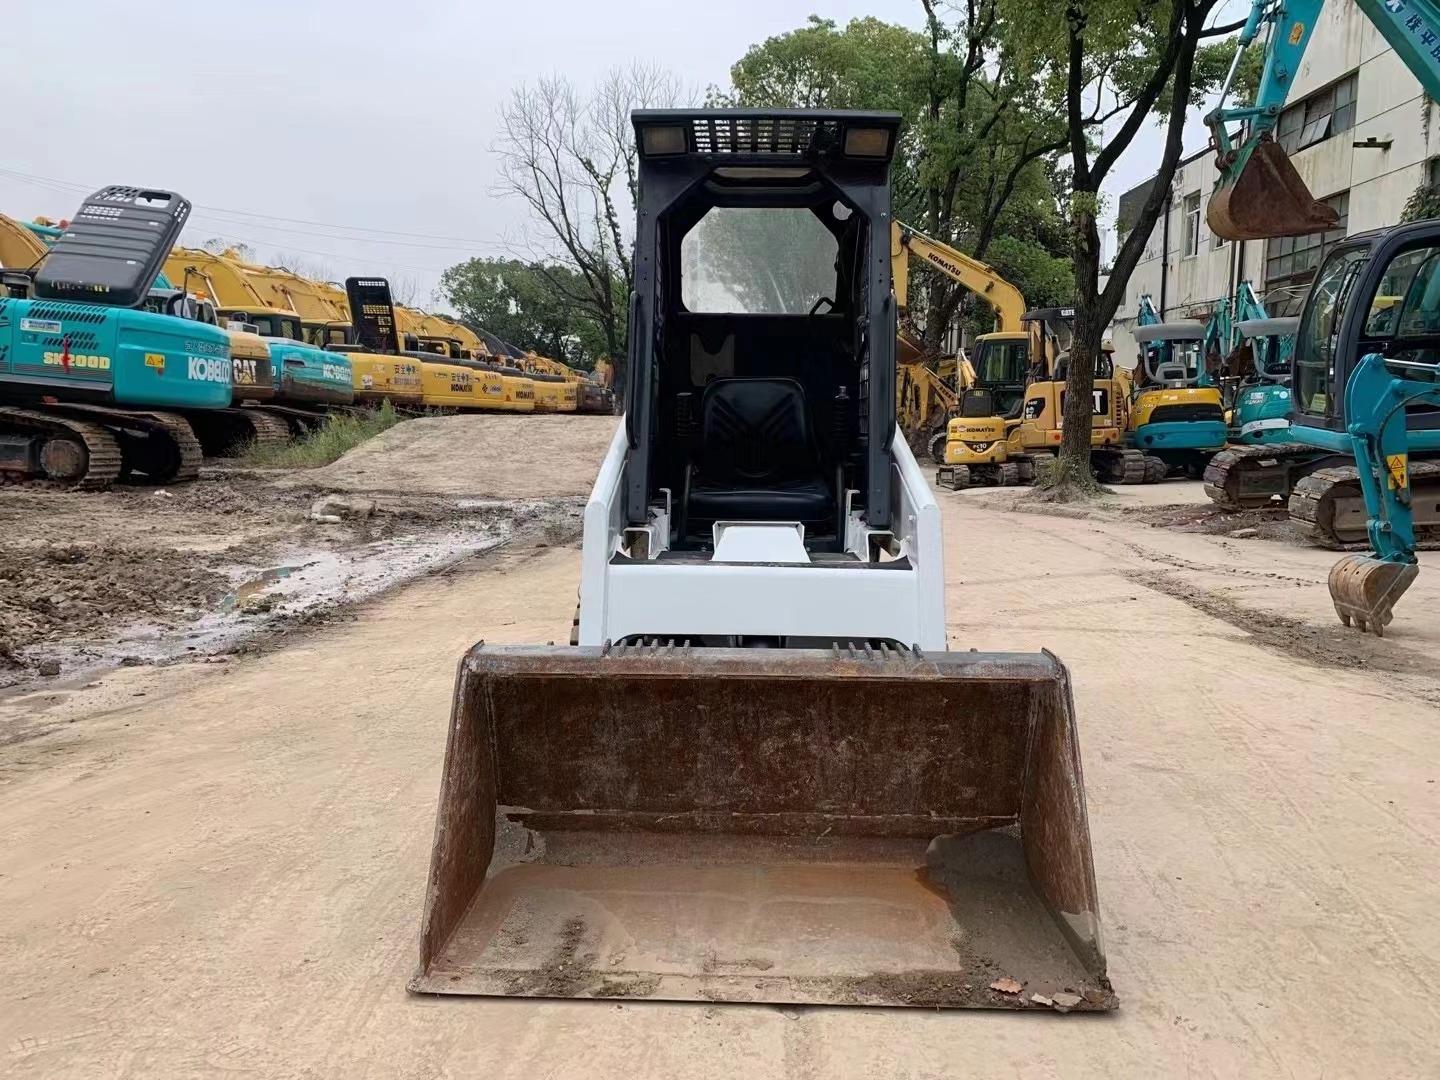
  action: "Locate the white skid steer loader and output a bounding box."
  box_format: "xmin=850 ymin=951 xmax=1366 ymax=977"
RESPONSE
xmin=411 ymin=109 xmax=1115 ymax=1011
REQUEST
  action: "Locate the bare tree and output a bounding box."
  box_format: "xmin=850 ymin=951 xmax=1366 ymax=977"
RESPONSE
xmin=390 ymin=274 xmax=421 ymax=306
xmin=272 ymin=253 xmax=336 ymax=283
xmin=495 ymin=62 xmax=688 ymax=392
xmin=201 ymin=237 xmax=255 ymax=261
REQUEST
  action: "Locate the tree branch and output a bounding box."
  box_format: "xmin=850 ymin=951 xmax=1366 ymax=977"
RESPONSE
xmin=1091 ymin=0 xmax=1189 ymax=184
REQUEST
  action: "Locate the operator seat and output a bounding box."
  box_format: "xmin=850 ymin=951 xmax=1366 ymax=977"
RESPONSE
xmin=682 ymin=377 xmax=835 ymax=541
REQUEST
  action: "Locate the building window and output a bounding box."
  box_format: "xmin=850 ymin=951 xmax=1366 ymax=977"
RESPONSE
xmin=1277 ymin=74 xmax=1358 ymax=154
xmin=1429 ymin=156 xmax=1440 ymax=189
xmin=1264 ymin=191 xmax=1349 ymax=294
xmin=1183 ymin=192 xmax=1201 ymax=257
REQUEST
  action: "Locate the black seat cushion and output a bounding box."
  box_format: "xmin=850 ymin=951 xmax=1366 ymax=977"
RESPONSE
xmin=688 ymin=377 xmax=833 ymax=525
xmin=690 ymin=474 xmax=833 ymax=523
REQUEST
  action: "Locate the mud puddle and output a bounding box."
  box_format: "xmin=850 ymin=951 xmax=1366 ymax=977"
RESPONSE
xmin=1 ymin=497 xmax=581 ymax=698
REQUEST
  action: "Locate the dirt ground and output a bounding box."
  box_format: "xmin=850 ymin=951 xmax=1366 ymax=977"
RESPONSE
xmin=285 ymin=413 xmax=620 ymax=498
xmin=2 ymin=433 xmax=1439 ymax=1077
xmin=0 ymin=416 xmax=600 ymax=687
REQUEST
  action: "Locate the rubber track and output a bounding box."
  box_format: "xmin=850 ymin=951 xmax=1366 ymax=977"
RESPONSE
xmin=248 ymin=405 xmax=326 ymax=435
xmin=935 ymin=464 xmax=970 ymax=490
xmin=236 ymin=409 xmax=291 ymax=445
xmin=48 ymin=404 xmax=203 ymax=484
xmin=1143 ymin=455 xmax=1168 ymax=483
xmin=1101 ymin=447 xmax=1149 ymax=484
xmin=1203 ymin=443 xmax=1321 ymax=510
xmin=1290 ymin=460 xmax=1440 ymax=550
xmin=0 ymin=406 xmax=123 ymax=489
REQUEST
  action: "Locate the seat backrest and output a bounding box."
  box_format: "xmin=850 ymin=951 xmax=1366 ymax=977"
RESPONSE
xmin=699 ymin=377 xmax=818 ymax=482
xmin=1155 ymin=361 xmax=1189 ymax=386
xmin=960 ymin=388 xmax=995 ymax=418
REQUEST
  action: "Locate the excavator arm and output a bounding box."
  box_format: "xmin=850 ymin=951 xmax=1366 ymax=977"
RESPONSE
xmin=1208 ymin=0 xmax=1440 ymax=240
xmin=891 ymin=222 xmax=1026 ymax=332
xmin=1329 ymin=350 xmax=1438 ymax=634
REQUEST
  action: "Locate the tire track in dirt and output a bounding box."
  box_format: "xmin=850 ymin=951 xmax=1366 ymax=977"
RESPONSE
xmin=1123 ymin=566 xmax=1440 ymax=684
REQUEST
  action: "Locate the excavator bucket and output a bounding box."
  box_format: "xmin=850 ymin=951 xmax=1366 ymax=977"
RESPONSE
xmin=1329 ymin=555 xmax=1420 ymax=636
xmin=1207 ymin=138 xmax=1340 ymax=241
xmin=411 ymin=645 xmax=1116 ymax=1010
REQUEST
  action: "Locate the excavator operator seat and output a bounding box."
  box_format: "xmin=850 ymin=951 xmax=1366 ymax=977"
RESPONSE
xmin=684 ymin=377 xmax=835 ymax=537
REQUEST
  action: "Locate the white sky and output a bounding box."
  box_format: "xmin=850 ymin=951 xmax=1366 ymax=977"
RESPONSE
xmin=1 ymin=1 xmax=1239 ymax=303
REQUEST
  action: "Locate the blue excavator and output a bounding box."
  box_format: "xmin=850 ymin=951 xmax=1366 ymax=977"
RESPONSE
xmin=1197 ymin=282 xmax=1297 ymax=477
xmin=1126 ymin=295 xmax=1228 ymax=476
xmin=1221 ymin=282 xmax=1296 ymax=446
xmin=0 ymin=187 xmax=232 ymax=487
xmin=1204 ymin=0 xmax=1440 ymax=630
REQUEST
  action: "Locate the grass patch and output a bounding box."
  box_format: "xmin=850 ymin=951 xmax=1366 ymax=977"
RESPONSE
xmin=239 ymin=402 xmax=403 ymax=469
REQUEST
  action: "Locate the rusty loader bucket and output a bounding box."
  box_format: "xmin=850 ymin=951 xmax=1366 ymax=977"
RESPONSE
xmin=411 ymin=645 xmax=1116 ymax=1010
xmin=1208 ymin=137 xmax=1341 ymax=242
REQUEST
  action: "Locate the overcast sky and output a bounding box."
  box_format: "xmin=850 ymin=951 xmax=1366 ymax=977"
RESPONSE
xmin=2 ymin=1 xmax=1235 ymax=306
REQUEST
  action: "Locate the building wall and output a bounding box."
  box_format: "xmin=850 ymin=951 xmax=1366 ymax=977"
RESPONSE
xmin=1111 ymin=0 xmax=1440 ymax=366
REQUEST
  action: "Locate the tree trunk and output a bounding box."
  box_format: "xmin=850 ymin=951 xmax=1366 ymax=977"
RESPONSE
xmin=1057 ymin=203 xmax=1104 ymax=482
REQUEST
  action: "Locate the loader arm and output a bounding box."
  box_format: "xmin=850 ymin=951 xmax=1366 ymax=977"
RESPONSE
xmin=1207 ymin=0 xmax=1440 ymax=239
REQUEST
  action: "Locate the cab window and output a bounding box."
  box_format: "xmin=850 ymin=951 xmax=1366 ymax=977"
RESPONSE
xmin=1294 ymin=246 xmax=1365 ymax=417
xmin=973 ymin=340 xmax=1029 ymax=386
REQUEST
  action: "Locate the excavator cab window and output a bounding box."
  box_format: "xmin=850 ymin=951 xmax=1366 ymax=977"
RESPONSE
xmin=973 ymin=339 xmax=1029 ymax=387
xmin=1294 ymin=245 xmax=1366 ymax=419
xmin=1368 ymin=244 xmax=1440 ymax=392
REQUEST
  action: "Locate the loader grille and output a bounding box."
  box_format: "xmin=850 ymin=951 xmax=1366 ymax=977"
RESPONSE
xmin=688 ymin=115 xmax=844 ymax=156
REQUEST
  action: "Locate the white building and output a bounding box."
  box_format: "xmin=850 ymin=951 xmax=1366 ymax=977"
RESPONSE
xmin=1111 ymin=0 xmax=1440 ymax=362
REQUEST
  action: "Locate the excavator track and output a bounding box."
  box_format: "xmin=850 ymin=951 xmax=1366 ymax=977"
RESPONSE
xmin=0 ymin=406 xmax=124 ymax=489
xmin=935 ymin=464 xmax=971 ymax=490
xmin=1203 ymin=443 xmax=1342 ymax=510
xmin=1094 ymin=447 xmax=1151 ymax=484
xmin=246 ymin=404 xmax=327 ymax=436
xmin=185 ymin=408 xmax=292 ymax=457
xmin=45 ymin=404 xmax=203 ymax=485
xmin=927 ymin=429 xmax=947 ymax=464
xmin=1290 ymin=461 xmax=1440 ymax=549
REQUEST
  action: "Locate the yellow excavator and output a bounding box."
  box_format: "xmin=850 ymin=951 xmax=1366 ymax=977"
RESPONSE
xmin=889 ymin=223 xmax=1154 ymax=486
xmin=393 ymin=306 xmax=536 ymax=413
xmin=891 ymin=222 xmax=1034 ymax=462
xmin=514 ymin=352 xmax=580 ymax=414
xmin=251 ymin=266 xmax=427 ymax=410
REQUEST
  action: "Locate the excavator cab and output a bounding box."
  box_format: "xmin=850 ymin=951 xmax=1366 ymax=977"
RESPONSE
xmin=412 ymin=109 xmax=1114 ymax=1011
xmin=1289 ymin=224 xmax=1440 ymax=630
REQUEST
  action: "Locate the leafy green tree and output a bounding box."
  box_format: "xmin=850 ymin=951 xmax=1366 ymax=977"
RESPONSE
xmin=714 ymin=11 xmax=1073 ymax=350
xmin=1004 ymin=0 xmax=1248 ymax=497
xmin=439 ymin=258 xmax=609 ymax=369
